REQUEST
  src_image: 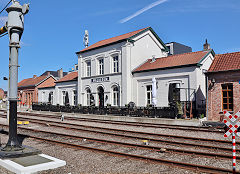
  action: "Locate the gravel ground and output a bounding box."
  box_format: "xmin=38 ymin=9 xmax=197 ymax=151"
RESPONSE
xmin=0 ymin=134 xmax=196 ymax=174
xmin=15 ymin=121 xmax=236 ymax=155
xmin=0 ymin=110 xmax=238 ymax=173
xmin=13 ymin=127 xmax=235 ymax=171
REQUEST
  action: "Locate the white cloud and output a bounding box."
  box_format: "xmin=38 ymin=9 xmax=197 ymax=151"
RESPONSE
xmin=119 ymin=0 xmax=169 ymax=23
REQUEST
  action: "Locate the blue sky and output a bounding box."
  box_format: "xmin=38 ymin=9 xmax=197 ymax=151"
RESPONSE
xmin=0 ymin=0 xmax=239 ymax=90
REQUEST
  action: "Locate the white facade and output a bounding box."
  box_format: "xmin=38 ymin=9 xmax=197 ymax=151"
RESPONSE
xmin=38 ymin=80 xmax=78 ymax=106
xmin=38 ymin=87 xmax=55 ymax=104
xmin=55 ymin=81 xmax=78 ymax=106
xmin=77 ymin=28 xmax=168 ymax=107
xmin=132 ymin=52 xmax=214 ymax=108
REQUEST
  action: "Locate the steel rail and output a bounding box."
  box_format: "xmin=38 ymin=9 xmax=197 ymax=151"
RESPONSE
xmin=12 ymin=124 xmax=239 ymax=160
xmin=0 ymin=128 xmax=236 ymax=174
xmin=17 ymin=111 xmax=223 ymax=133
xmin=0 ymin=114 xmax=236 ymax=153
xmin=4 ymin=113 xmax=231 ymax=144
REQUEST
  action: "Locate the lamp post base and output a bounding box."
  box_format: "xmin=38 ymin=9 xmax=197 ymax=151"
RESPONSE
xmin=0 ymin=145 xmax=41 ymax=159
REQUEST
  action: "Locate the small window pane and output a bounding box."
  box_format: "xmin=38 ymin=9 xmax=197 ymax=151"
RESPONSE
xmin=222 ymin=84 xmax=227 ymax=89
xmin=223 ymin=91 xmax=227 ymax=97
xmin=223 ymin=98 xmax=227 ymax=103
xmin=228 ymin=91 xmax=233 ymax=97
xmin=223 ymin=104 xmax=228 ymax=109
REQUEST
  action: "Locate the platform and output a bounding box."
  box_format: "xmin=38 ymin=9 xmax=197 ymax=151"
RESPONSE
xmin=0 ymin=154 xmax=66 ymax=174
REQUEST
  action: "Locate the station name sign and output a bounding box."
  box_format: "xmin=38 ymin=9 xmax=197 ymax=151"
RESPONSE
xmin=91 ymin=77 xmax=110 ymax=83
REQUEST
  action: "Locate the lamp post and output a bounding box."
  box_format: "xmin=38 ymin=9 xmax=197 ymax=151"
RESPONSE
xmin=3 ymin=1 xmax=29 ymax=151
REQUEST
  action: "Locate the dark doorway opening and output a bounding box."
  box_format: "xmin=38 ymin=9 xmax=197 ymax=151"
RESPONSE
xmin=98 ymin=86 xmax=104 ymax=108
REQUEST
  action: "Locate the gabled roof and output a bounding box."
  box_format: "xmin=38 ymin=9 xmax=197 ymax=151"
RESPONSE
xmin=18 ymin=75 xmax=48 ymax=88
xmin=133 ymin=50 xmax=214 ymax=73
xmin=208 ymin=51 xmax=240 ymax=72
xmin=55 ymin=71 xmax=78 ymax=83
xmin=76 ymin=27 xmax=168 ymax=54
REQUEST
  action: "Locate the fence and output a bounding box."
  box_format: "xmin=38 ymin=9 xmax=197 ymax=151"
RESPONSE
xmin=32 ymin=103 xmax=176 ymax=119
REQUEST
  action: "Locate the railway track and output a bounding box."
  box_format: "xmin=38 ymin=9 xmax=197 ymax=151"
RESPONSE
xmin=16 ymin=111 xmax=224 ymax=133
xmin=0 ymin=124 xmax=237 ymax=174
xmin=0 ymin=113 xmax=236 ymax=154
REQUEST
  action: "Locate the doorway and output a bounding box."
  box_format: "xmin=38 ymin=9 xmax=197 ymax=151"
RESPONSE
xmin=98 ymin=86 xmax=104 ymax=108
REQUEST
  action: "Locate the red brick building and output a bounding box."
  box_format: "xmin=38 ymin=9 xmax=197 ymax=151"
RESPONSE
xmin=207 ymin=52 xmax=240 ymax=121
xmin=18 ymin=75 xmax=57 ymax=106
xmin=0 ymin=88 xmax=5 ymax=100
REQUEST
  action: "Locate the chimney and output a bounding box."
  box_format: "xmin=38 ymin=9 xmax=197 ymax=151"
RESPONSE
xmin=33 ymin=75 xmax=37 ymax=79
xmin=58 ymin=68 xmax=63 ymax=79
xmin=151 ymin=55 xmax=156 ymax=63
xmin=47 ymin=72 xmax=51 ymax=76
xmin=203 ymin=39 xmax=210 ymax=51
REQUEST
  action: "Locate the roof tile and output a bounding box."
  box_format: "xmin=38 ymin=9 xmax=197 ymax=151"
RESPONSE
xmin=56 ymin=72 xmax=78 ymax=83
xmin=18 ymin=75 xmax=48 ymax=88
xmin=133 ymin=50 xmax=210 ymax=72
xmin=77 ymin=27 xmax=149 ymax=53
xmin=208 ymin=52 xmax=240 ymax=72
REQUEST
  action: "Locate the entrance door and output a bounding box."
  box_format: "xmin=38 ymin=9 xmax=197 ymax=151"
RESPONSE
xmin=98 ymin=86 xmax=104 ymax=108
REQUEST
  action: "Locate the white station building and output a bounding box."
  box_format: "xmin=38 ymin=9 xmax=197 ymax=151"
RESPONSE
xmin=76 ymin=27 xmax=215 ymax=108
xmin=76 ymin=27 xmax=170 ymax=107
xmin=38 ymin=27 xmax=214 ymax=109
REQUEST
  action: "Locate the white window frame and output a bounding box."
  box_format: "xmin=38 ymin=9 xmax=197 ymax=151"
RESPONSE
xmin=73 ymin=90 xmax=77 ymax=106
xmin=112 ymin=86 xmax=119 ymax=106
xmin=86 ymin=88 xmax=91 ymax=106
xmin=146 ymin=85 xmax=152 ymax=105
xmin=113 ymin=55 xmax=119 ymax=73
xmin=99 ymin=58 xmax=104 ymax=75
xmin=86 ymin=61 xmax=91 ymax=77
xmin=62 ymin=91 xmax=66 ymax=105
xmin=49 ymin=92 xmax=53 ymax=104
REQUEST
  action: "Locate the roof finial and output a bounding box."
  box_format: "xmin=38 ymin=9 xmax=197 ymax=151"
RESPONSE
xmin=84 ymin=30 xmax=89 ymax=48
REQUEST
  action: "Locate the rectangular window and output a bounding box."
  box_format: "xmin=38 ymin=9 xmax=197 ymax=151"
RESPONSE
xmin=113 ymin=87 xmax=119 ymax=106
xmin=73 ymin=90 xmax=77 ymax=106
xmin=86 ymin=61 xmax=91 ymax=77
xmin=99 ymin=59 xmax=104 ymax=75
xmin=146 ymin=85 xmax=152 ymax=105
xmin=113 ymin=56 xmax=119 ymax=73
xmin=222 ymin=84 xmax=233 ymax=111
xmin=49 ymin=92 xmax=53 ymax=104
xmin=62 ymin=91 xmax=66 ymax=105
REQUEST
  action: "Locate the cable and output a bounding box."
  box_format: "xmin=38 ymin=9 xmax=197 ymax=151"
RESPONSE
xmin=0 ymin=0 xmax=12 ymax=15
xmin=0 ymin=32 xmax=7 ymax=38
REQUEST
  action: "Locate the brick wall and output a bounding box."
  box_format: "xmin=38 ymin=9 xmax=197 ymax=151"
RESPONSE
xmin=0 ymin=89 xmax=4 ymax=99
xmin=18 ymin=76 xmax=56 ymax=106
xmin=208 ymin=70 xmax=240 ymax=121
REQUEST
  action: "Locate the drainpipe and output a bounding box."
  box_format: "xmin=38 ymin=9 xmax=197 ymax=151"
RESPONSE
xmin=203 ymin=69 xmax=208 ymax=120
xmin=206 ymin=75 xmax=209 ymax=120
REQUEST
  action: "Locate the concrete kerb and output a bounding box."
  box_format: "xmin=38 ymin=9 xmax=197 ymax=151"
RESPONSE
xmin=25 ymin=109 xmax=202 ymax=127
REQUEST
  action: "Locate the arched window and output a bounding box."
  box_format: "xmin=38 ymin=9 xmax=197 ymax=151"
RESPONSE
xmin=112 ymin=86 xmax=119 ymax=106
xmin=86 ymin=88 xmax=91 ymax=106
